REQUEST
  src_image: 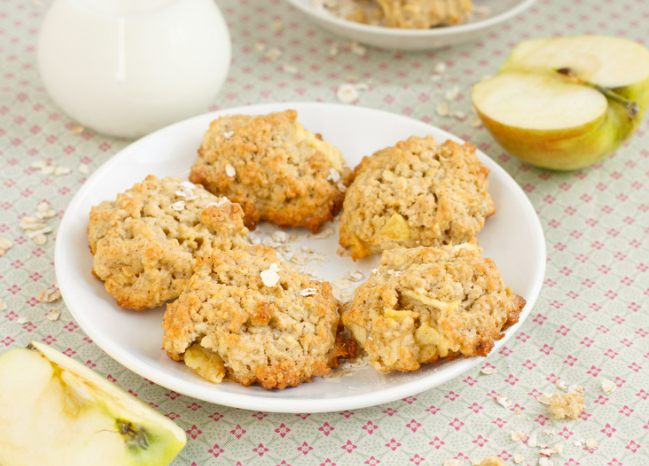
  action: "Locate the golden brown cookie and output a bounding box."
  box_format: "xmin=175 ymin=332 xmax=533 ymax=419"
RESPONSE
xmin=162 ymin=245 xmax=344 ymax=389
xmin=341 ymin=244 xmax=525 ymax=372
xmin=88 ymin=175 xmax=248 ymax=310
xmin=375 ymin=0 xmax=473 ymax=28
xmin=339 ymin=136 xmax=495 ymax=260
xmin=189 ymin=110 xmax=351 ymax=233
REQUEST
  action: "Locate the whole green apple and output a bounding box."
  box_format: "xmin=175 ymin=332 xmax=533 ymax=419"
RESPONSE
xmin=0 ymin=342 xmax=187 ymax=466
xmin=472 ymin=36 xmax=649 ymax=171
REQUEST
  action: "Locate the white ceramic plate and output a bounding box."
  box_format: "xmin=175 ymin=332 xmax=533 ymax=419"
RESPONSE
xmin=55 ymin=102 xmax=545 ymax=413
xmin=285 ymin=0 xmax=535 ymax=51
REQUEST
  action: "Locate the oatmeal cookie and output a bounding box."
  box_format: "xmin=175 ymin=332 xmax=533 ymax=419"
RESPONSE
xmin=339 ymin=136 xmax=494 ymax=260
xmin=375 ymin=0 xmax=473 ymax=28
xmin=88 ymin=175 xmax=248 ymax=310
xmin=162 ymin=245 xmax=345 ymax=389
xmin=189 ymin=110 xmax=351 ymax=233
xmin=341 ymin=244 xmax=525 ymax=372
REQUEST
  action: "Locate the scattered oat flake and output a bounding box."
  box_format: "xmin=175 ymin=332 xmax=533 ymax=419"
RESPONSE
xmin=513 ymin=455 xmax=524 ymax=464
xmin=33 ymin=234 xmax=47 ymax=245
xmin=481 ymin=366 xmax=495 ymax=375
xmin=453 ymin=111 xmax=466 ymax=120
xmin=445 ymin=85 xmax=460 ymax=101
xmin=537 ymin=393 xmax=552 ymax=405
xmin=330 ymin=42 xmax=339 ymax=56
xmin=555 ymin=380 xmax=567 ymax=391
xmin=36 ymin=202 xmax=56 ymax=219
xmin=46 ymin=308 xmax=61 ymax=321
xmin=345 ymin=271 xmax=364 ymax=282
xmin=528 ymin=433 xmax=538 ymax=448
xmin=0 ymin=298 xmax=7 ymax=312
xmin=300 ymin=288 xmax=317 ymax=297
xmin=443 ymin=459 xmax=463 ymax=466
xmin=586 ymin=438 xmax=598 ymax=450
xmin=225 ymin=164 xmax=236 ymax=177
xmin=223 ymin=130 xmax=234 ymax=139
xmin=337 ymin=83 xmax=359 ymax=104
xmin=511 ymin=431 xmax=525 ymax=442
xmin=327 ymin=167 xmax=341 ymax=183
xmin=283 ymin=64 xmax=298 ymax=74
xmin=265 ymin=48 xmax=282 ymax=61
xmin=271 ymin=231 xmax=289 ymax=244
xmin=434 ymin=62 xmax=447 ymax=74
xmin=272 ymin=20 xmax=283 ymax=31
xmin=543 ymin=429 xmax=556 ymax=436
xmin=470 ymin=116 xmax=483 ymax=127
xmin=601 ymin=379 xmax=617 ymax=394
xmin=470 ymin=460 xmax=481 ymax=466
xmin=496 ymin=396 xmax=512 ymax=408
xmin=170 ymin=201 xmax=185 ymax=211
xmin=430 ymin=74 xmax=442 ymax=82
xmin=54 ymin=166 xmax=72 ymax=176
xmin=313 ymin=227 xmax=335 ymax=240
xmin=349 ymin=41 xmax=366 ymax=56
xmin=538 ymin=458 xmax=553 ymax=466
xmin=17 ymin=316 xmax=30 ymax=324
xmin=78 ymin=164 xmax=90 ymax=174
xmin=568 ymin=384 xmax=585 ymax=395
xmin=436 ymin=102 xmax=450 ymax=117
xmin=254 ymin=40 xmax=266 ymax=52
xmin=261 ymin=263 xmax=281 ymax=287
xmin=38 ymin=287 xmax=61 ymax=304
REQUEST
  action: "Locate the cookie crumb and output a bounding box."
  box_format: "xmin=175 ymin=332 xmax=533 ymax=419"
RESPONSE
xmin=0 ymin=237 xmax=13 ymax=257
xmin=538 ymin=392 xmax=584 ymax=420
xmin=481 ymin=366 xmax=495 ymax=375
xmin=434 ymin=62 xmax=447 ymax=74
xmin=585 ymin=438 xmax=598 ymax=451
xmin=46 ymin=308 xmax=61 ymax=321
xmin=443 ymin=459 xmax=463 ymax=466
xmin=470 ymin=116 xmax=483 ymax=127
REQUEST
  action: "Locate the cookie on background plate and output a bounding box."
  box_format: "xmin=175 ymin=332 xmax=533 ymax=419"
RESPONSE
xmin=88 ymin=175 xmax=248 ymax=310
xmin=190 ymin=110 xmax=352 ymax=233
xmin=162 ymin=245 xmax=354 ymax=390
xmin=339 ymin=135 xmax=495 ymax=260
xmin=341 ymin=243 xmax=525 ymax=373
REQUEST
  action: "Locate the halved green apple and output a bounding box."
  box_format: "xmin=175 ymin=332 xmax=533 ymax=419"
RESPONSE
xmin=472 ymin=36 xmax=649 ymax=170
xmin=0 ymin=342 xmax=186 ymax=466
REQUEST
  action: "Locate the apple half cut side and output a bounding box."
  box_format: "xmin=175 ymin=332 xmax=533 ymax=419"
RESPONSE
xmin=472 ymin=36 xmax=649 ymax=171
xmin=0 ymin=341 xmax=187 ymax=466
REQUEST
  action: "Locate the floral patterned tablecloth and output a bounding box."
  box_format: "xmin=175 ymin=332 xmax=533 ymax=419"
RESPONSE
xmin=1 ymin=0 xmax=648 ymax=465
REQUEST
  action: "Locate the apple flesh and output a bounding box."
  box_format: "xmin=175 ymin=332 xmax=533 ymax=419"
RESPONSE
xmin=472 ymin=36 xmax=649 ymax=170
xmin=0 ymin=342 xmax=186 ymax=466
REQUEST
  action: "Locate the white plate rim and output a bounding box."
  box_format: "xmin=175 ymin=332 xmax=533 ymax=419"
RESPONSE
xmin=285 ymin=0 xmax=536 ymax=38
xmin=55 ymin=101 xmax=546 ymax=413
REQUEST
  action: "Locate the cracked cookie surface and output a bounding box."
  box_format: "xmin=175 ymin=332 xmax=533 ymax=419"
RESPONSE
xmin=341 ymin=244 xmax=525 ymax=372
xmin=190 ymin=110 xmax=352 ymax=233
xmin=339 ymin=135 xmax=495 ymax=260
xmin=88 ymin=175 xmax=248 ymax=310
xmin=162 ymin=245 xmax=345 ymax=389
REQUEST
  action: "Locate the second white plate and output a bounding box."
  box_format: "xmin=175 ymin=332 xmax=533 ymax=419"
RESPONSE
xmin=55 ymin=102 xmax=545 ymax=413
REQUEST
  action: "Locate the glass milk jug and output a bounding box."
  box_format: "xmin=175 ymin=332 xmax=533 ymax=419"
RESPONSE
xmin=38 ymin=0 xmax=231 ymax=138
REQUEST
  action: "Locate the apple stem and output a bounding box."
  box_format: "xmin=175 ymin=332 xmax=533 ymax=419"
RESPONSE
xmin=556 ymin=67 xmax=639 ymax=119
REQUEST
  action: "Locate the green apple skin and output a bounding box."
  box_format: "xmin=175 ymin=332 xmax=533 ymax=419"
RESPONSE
xmin=474 ymin=76 xmax=649 ymax=171
xmin=0 ymin=342 xmax=187 ymax=466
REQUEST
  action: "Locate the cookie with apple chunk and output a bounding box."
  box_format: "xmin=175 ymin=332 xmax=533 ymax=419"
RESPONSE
xmin=341 ymin=243 xmax=525 ymax=373
xmin=162 ymin=245 xmax=355 ymax=390
xmin=338 ymin=135 xmax=495 ymax=260
xmin=189 ymin=110 xmax=352 ymax=233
